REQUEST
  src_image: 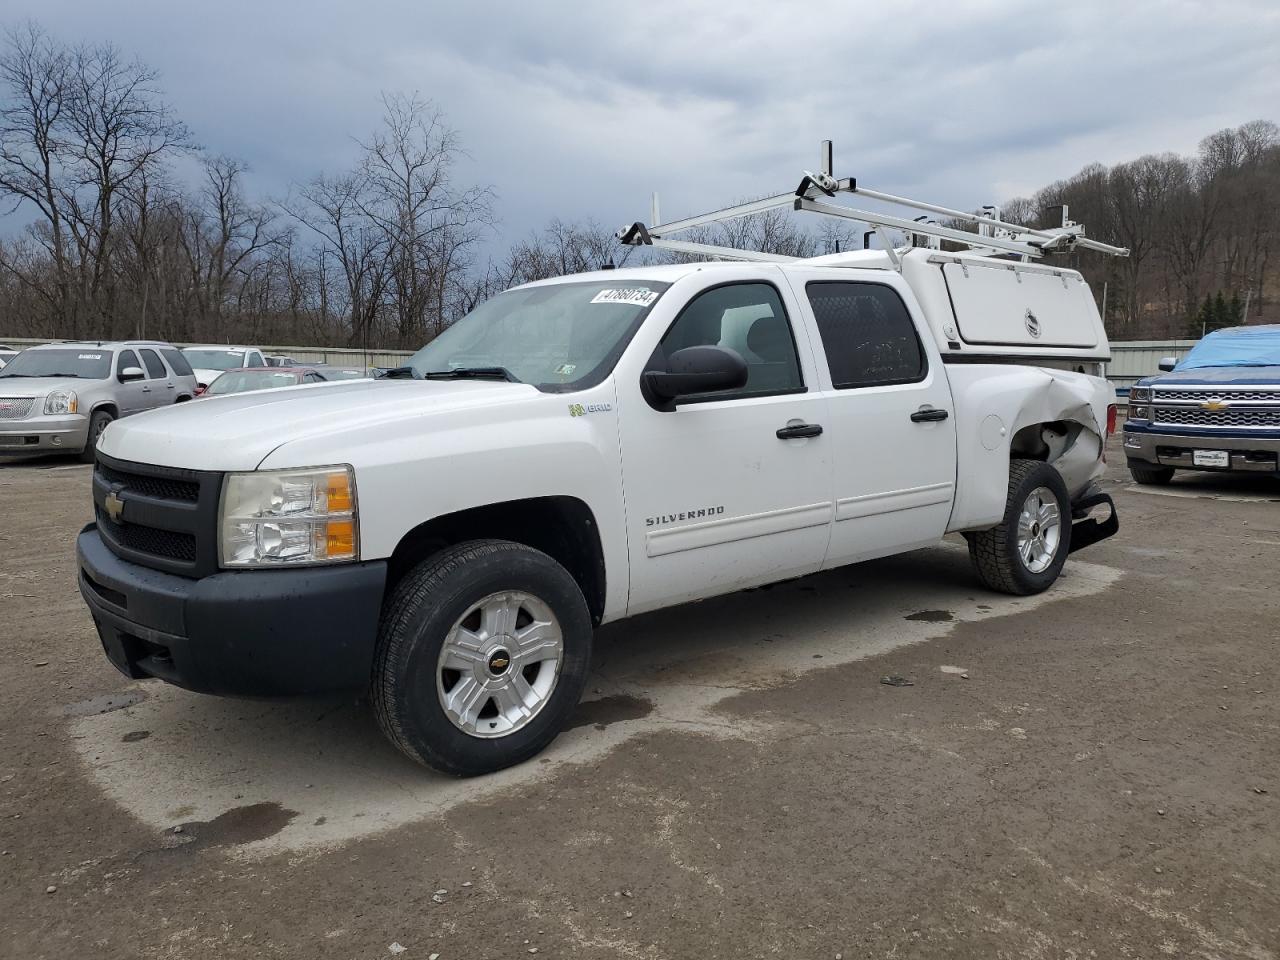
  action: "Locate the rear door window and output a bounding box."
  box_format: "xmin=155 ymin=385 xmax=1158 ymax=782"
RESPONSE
xmin=160 ymin=348 xmax=194 ymax=377
xmin=140 ymin=349 xmax=167 ymax=379
xmin=246 ymin=352 xmax=265 ymax=368
xmin=805 ymin=282 xmax=926 ymax=389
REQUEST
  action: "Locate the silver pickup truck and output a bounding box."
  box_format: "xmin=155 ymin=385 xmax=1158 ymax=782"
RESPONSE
xmin=1124 ymin=324 xmax=1280 ymax=482
xmin=0 ymin=340 xmax=197 ymax=461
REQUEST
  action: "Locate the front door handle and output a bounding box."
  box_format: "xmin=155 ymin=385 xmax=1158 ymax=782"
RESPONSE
xmin=141 ymin=386 xmax=152 ymax=393
xmin=777 ymin=422 xmax=823 ymax=439
xmin=910 ymin=408 xmax=949 ymax=423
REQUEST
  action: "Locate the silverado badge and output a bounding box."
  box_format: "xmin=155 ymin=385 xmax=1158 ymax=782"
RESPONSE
xmin=104 ymin=490 xmax=126 ymax=524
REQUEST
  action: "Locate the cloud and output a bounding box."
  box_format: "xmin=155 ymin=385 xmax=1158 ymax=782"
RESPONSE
xmin=4 ymin=0 xmax=1280 ymax=252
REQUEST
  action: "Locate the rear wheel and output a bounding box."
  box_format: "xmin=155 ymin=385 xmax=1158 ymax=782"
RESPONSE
xmin=967 ymin=459 xmax=1072 ymax=596
xmin=372 ymin=539 xmax=592 ymax=776
xmin=80 ymin=409 xmax=113 ymax=463
xmin=1128 ymin=462 xmax=1174 ymax=485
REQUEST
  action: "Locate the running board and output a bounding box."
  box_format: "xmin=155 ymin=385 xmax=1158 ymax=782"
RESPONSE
xmin=1068 ymin=491 xmax=1118 ymax=553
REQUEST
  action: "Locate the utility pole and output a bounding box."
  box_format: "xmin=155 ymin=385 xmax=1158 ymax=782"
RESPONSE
xmin=1242 ymin=287 xmax=1252 ymax=325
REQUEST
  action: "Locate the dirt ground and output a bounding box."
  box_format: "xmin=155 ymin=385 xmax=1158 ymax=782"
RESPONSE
xmin=1 ymin=439 xmax=1278 ymax=959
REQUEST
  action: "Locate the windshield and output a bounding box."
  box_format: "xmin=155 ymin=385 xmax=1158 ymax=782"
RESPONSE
xmin=0 ymin=348 xmax=113 ymax=379
xmin=206 ymin=370 xmax=301 ymax=395
xmin=1177 ymin=326 xmax=1280 ymax=370
xmin=405 ymin=279 xmax=671 ymax=391
xmin=184 ymin=348 xmax=247 ymax=371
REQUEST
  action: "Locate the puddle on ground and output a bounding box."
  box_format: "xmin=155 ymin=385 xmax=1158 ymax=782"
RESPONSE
xmin=177 ymin=802 xmax=298 ymax=849
xmin=564 ymin=694 xmax=653 ymax=731
xmin=905 ymin=609 xmax=954 ymax=622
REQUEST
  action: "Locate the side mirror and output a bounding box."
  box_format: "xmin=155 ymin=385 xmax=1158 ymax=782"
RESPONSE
xmin=119 ymin=366 xmax=145 ymax=382
xmin=642 ymin=345 xmax=748 ymax=409
xmin=1157 ymin=357 xmax=1177 ymax=372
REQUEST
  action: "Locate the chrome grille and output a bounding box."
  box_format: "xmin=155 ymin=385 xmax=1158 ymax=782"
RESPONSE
xmin=1153 ymin=407 xmax=1280 ymax=428
xmin=0 ymin=397 xmax=35 ymax=420
xmin=1155 ymin=388 xmax=1279 ymax=403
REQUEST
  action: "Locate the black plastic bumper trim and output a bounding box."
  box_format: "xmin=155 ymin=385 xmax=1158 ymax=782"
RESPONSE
xmin=77 ymin=524 xmax=387 ymax=697
xmin=1068 ymin=492 xmax=1119 ymax=554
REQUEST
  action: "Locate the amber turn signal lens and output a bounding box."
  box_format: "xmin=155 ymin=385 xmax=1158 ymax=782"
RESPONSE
xmin=325 ymin=472 xmax=354 ymax=513
xmin=324 ymin=519 xmax=356 ymax=559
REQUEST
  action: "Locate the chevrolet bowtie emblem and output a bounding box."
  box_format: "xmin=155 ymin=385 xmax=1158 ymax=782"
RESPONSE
xmin=1201 ymin=399 xmax=1228 ymax=412
xmin=104 ymin=490 xmax=125 ymax=523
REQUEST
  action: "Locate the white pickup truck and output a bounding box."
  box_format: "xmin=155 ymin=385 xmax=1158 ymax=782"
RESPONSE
xmin=76 ymin=184 xmax=1121 ymax=776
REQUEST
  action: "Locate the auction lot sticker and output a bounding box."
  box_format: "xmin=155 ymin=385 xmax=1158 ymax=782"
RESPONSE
xmin=590 ymin=288 xmax=660 ymax=306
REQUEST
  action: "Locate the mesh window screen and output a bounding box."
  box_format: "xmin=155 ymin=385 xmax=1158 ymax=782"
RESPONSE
xmin=806 ymin=282 xmax=925 ymax=388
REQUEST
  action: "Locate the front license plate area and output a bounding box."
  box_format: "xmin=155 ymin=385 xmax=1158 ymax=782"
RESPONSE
xmin=1193 ymin=449 xmax=1230 ymax=468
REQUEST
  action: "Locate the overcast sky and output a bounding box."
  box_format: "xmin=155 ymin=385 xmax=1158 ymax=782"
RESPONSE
xmin=5 ymin=0 xmax=1280 ymax=254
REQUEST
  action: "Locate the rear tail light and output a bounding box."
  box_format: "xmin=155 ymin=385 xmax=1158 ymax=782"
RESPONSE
xmin=194 ymin=384 xmax=207 ymax=396
xmin=1106 ymin=404 xmax=1117 ymax=437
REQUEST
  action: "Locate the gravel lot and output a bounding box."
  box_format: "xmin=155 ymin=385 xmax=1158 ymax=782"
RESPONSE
xmin=1 ymin=440 xmax=1278 ymax=959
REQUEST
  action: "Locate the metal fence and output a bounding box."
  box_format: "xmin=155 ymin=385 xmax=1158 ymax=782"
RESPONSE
xmin=1107 ymin=340 xmax=1197 ymax=392
xmin=1 ymin=334 xmax=1197 ymax=387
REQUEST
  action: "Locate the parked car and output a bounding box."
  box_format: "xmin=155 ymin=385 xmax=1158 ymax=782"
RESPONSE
xmin=1124 ymin=324 xmax=1280 ymax=483
xmin=0 ymin=340 xmax=196 ymax=461
xmin=202 ymin=366 xmax=330 ymax=396
xmin=310 ymin=363 xmax=370 ymax=381
xmin=265 ymin=354 xmax=301 ymax=367
xmin=181 ymin=345 xmax=268 ymax=393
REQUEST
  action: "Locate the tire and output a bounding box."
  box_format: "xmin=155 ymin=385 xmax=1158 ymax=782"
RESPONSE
xmin=967 ymin=459 xmax=1072 ymax=596
xmin=372 ymin=539 xmax=593 ymax=776
xmin=80 ymin=409 xmax=114 ymax=463
xmin=1128 ymin=462 xmax=1174 ymax=485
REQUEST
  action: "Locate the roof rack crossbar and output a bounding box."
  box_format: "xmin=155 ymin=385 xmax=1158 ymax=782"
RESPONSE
xmin=796 ymin=197 xmax=1047 ymax=259
xmin=619 ymin=141 xmax=1131 ymax=263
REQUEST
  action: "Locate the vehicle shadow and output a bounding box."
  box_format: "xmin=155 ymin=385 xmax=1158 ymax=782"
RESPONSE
xmin=66 ymin=543 xmax=1118 ymax=854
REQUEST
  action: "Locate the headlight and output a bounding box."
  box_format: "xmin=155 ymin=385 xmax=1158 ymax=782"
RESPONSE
xmin=219 ymin=465 xmax=358 ymax=568
xmin=44 ymin=390 xmax=78 ymax=415
xmin=1129 ymin=405 xmax=1149 ymax=421
xmin=1127 ymin=387 xmax=1150 ymax=422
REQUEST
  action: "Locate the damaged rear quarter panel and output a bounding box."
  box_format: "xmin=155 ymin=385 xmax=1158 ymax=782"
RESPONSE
xmin=946 ymin=364 xmax=1111 ymax=532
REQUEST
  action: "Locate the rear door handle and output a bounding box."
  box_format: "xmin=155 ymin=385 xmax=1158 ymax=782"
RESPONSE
xmin=777 ymin=422 xmax=823 ymax=439
xmin=910 ymin=408 xmax=948 ymax=423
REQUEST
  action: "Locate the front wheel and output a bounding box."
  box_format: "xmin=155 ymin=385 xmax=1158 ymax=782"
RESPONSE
xmin=372 ymin=539 xmax=593 ymax=776
xmin=967 ymin=459 xmax=1072 ymax=596
xmin=80 ymin=409 xmax=114 ymax=463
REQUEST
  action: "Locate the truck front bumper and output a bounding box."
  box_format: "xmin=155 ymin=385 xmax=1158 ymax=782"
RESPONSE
xmin=1122 ymin=428 xmax=1280 ymax=473
xmin=0 ymin=413 xmax=89 ymax=455
xmin=77 ymin=524 xmax=387 ymax=696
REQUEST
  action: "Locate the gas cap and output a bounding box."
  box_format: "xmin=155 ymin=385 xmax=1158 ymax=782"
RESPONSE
xmin=980 ymin=414 xmax=1007 ymax=451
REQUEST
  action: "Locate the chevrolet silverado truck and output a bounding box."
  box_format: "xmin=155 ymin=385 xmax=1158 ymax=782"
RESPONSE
xmin=75 ymin=244 xmax=1120 ymax=775
xmin=1124 ymin=324 xmax=1280 ymax=483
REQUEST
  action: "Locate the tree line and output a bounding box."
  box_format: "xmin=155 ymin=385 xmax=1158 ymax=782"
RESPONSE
xmin=1 ymin=21 xmax=1276 ymax=348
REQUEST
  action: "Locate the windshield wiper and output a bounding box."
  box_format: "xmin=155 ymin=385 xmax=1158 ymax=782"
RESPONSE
xmin=421 ymin=366 xmax=521 ymax=383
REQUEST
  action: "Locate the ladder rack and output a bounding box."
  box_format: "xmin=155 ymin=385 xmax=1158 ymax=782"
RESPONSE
xmin=617 ymin=141 xmax=1130 ymax=266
